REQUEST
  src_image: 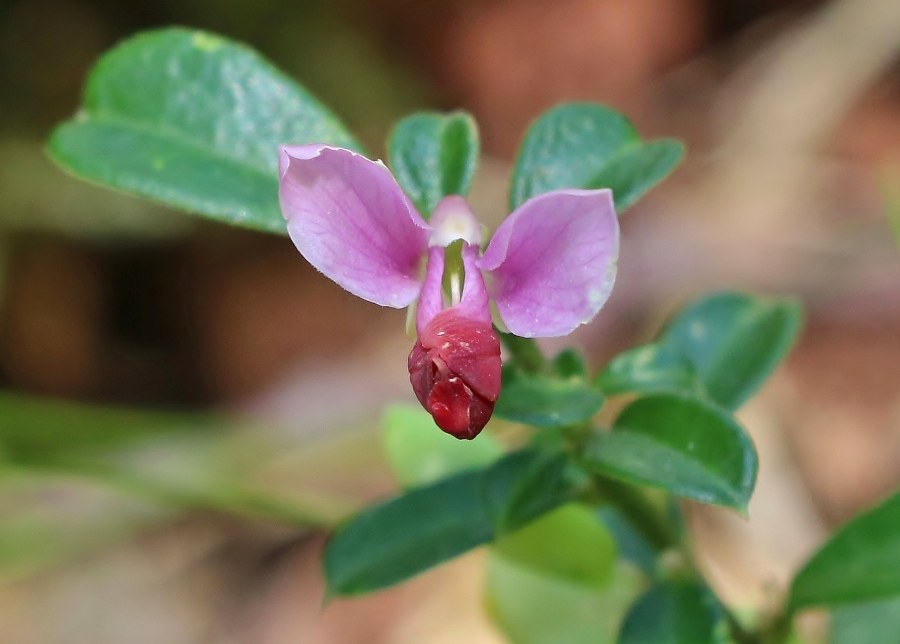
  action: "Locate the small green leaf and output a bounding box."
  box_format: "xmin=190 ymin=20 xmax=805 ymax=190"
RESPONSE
xmin=790 ymin=492 xmax=900 ymax=610
xmin=387 ymin=111 xmax=479 ymax=217
xmin=382 ymin=404 xmax=503 ymax=488
xmin=618 ymin=581 xmax=727 ymax=644
xmin=589 ymin=139 xmax=686 ymax=212
xmin=486 ymin=557 xmax=645 ymax=644
xmin=509 ymin=103 xmax=683 ymax=211
xmin=495 ymin=367 xmax=604 ymax=428
xmin=324 ymin=447 xmax=577 ymax=595
xmin=660 ymin=292 xmax=802 ymax=410
xmin=583 ymin=393 xmax=757 ymax=511
xmin=830 ymin=597 xmax=900 ymax=644
xmin=48 ymin=28 xmax=360 ymax=234
xmin=597 ymin=343 xmax=700 ymax=397
xmin=494 ymin=503 xmax=616 ymax=587
xmin=553 ymin=349 xmax=589 ymax=378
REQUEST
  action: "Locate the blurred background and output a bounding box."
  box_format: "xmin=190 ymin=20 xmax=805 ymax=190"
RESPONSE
xmin=1 ymin=0 xmax=899 ymax=641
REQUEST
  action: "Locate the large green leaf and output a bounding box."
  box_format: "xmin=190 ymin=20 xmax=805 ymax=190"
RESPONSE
xmin=387 ymin=111 xmax=479 ymax=217
xmin=618 ymin=581 xmax=727 ymax=644
xmin=48 ymin=28 xmax=359 ymax=234
xmin=509 ymin=103 xmax=683 ymax=211
xmin=660 ymin=292 xmax=802 ymax=410
xmin=494 ymin=367 xmax=604 ymax=428
xmin=382 ymin=404 xmax=503 ymax=488
xmin=324 ymin=447 xmax=577 ymax=595
xmin=790 ymin=492 xmax=900 ymax=610
xmin=486 ymin=557 xmax=645 ymax=644
xmin=583 ymin=394 xmax=757 ymax=511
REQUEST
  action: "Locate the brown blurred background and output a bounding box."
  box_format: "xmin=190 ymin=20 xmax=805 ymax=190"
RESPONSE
xmin=1 ymin=0 xmax=900 ymax=641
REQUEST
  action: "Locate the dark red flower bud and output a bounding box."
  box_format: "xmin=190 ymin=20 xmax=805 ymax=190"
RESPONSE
xmin=408 ymin=308 xmax=502 ymax=440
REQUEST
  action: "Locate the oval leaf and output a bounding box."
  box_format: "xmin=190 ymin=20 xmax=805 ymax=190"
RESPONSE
xmin=48 ymin=28 xmax=360 ymax=234
xmin=509 ymin=103 xmax=683 ymax=211
xmin=382 ymin=404 xmax=503 ymax=488
xmin=583 ymin=394 xmax=758 ymax=511
xmin=387 ymin=111 xmax=479 ymax=217
xmin=596 ymin=343 xmax=700 ymax=397
xmin=790 ymin=492 xmax=900 ymax=610
xmin=493 ymin=503 xmax=616 ymax=587
xmin=324 ymin=447 xmax=576 ymax=595
xmin=495 ymin=368 xmax=604 ymax=428
xmin=618 ymin=581 xmax=726 ymax=644
xmin=660 ymin=292 xmax=802 ymax=410
xmin=486 ymin=556 xmax=645 ymax=644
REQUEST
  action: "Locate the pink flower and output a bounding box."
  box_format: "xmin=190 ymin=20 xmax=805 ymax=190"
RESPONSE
xmin=279 ymin=145 xmax=619 ymax=439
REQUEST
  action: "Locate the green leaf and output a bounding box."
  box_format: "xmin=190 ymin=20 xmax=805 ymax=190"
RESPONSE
xmin=494 ymin=503 xmax=616 ymax=587
xmin=553 ymin=348 xmax=589 ymax=378
xmin=583 ymin=393 xmax=758 ymax=511
xmin=509 ymin=103 xmax=683 ymax=211
xmin=486 ymin=557 xmax=646 ymax=644
xmin=597 ymin=343 xmax=700 ymax=397
xmin=830 ymin=597 xmax=900 ymax=644
xmin=324 ymin=447 xmax=577 ymax=595
xmin=590 ymin=139 xmax=686 ymax=212
xmin=48 ymin=28 xmax=359 ymax=234
xmin=790 ymin=492 xmax=900 ymax=610
xmin=495 ymin=367 xmax=604 ymax=428
xmin=387 ymin=111 xmax=479 ymax=217
xmin=618 ymin=581 xmax=727 ymax=644
xmin=382 ymin=404 xmax=503 ymax=488
xmin=660 ymin=292 xmax=802 ymax=410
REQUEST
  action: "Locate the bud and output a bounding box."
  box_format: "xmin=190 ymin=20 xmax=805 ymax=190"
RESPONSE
xmin=408 ymin=308 xmax=502 ymax=440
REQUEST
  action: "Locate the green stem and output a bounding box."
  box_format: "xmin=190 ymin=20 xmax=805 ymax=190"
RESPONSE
xmin=497 ymin=330 xmax=547 ymax=373
xmin=588 ymin=475 xmax=678 ymax=552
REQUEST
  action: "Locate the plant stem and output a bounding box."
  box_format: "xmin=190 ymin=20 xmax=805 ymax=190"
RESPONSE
xmin=589 ymin=475 xmax=679 ymax=551
xmin=497 ymin=330 xmax=547 ymax=373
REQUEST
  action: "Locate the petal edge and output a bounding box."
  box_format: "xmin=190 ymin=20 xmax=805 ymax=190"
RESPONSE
xmin=279 ymin=146 xmax=431 ymax=308
xmin=478 ymin=189 xmax=619 ymax=337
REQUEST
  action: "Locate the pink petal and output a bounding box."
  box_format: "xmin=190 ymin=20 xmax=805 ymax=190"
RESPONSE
xmin=279 ymin=145 xmax=431 ymax=308
xmin=416 ymin=246 xmax=445 ymax=335
xmin=456 ymin=243 xmax=492 ymax=325
xmin=477 ymin=189 xmax=619 ymax=337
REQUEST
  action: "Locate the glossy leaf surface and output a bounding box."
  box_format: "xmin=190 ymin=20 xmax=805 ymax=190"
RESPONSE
xmin=584 ymin=394 xmax=757 ymax=511
xmin=49 ymin=28 xmax=359 ymax=233
xmin=509 ymin=103 xmax=683 ymax=211
xmin=387 ymin=111 xmax=478 ymax=217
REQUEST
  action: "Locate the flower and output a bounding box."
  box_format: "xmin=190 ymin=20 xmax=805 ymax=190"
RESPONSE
xmin=279 ymin=145 xmax=619 ymax=439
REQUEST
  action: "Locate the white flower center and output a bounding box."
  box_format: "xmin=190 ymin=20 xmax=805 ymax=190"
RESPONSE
xmin=428 ymin=196 xmax=482 ymax=248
